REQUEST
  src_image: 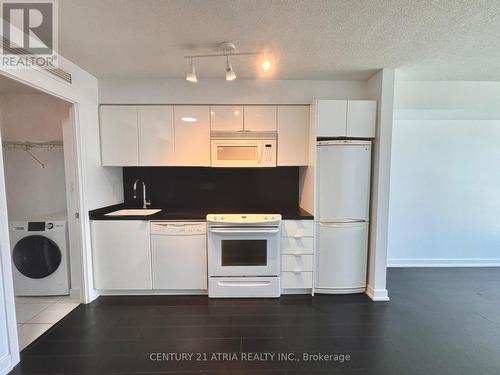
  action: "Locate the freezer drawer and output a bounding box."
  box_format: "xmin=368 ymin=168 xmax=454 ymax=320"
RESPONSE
xmin=317 ymin=142 xmax=371 ymax=221
xmin=316 ymin=221 xmax=368 ymax=293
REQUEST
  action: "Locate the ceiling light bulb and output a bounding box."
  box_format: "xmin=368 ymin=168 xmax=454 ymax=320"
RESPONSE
xmin=262 ymin=60 xmax=271 ymax=71
xmin=186 ymin=59 xmax=197 ymax=83
xmin=225 ymin=56 xmax=237 ymax=81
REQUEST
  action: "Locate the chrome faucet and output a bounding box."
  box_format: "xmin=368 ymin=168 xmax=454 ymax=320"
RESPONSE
xmin=133 ymin=179 xmax=151 ymax=208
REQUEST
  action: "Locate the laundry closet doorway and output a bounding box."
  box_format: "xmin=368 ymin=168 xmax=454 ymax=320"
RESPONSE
xmin=0 ymin=75 xmax=82 ymax=351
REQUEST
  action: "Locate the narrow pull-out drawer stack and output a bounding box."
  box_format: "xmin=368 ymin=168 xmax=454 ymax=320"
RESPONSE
xmin=281 ymin=220 xmax=314 ymax=292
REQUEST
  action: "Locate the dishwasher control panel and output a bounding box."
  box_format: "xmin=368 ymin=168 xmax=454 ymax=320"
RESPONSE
xmin=151 ymin=222 xmax=206 ymax=235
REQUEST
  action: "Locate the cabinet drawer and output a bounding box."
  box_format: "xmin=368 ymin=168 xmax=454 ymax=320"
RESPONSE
xmin=281 ymin=237 xmax=314 ymax=255
xmin=281 ymin=272 xmax=313 ymax=289
xmin=281 ymin=220 xmax=314 ymax=238
xmin=281 ymin=255 xmax=313 ymax=272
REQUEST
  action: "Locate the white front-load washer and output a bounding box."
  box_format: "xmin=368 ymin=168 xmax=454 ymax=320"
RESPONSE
xmin=10 ymin=220 xmax=69 ymax=296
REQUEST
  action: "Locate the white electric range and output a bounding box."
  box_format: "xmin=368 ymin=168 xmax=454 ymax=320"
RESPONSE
xmin=207 ymin=214 xmax=282 ymax=298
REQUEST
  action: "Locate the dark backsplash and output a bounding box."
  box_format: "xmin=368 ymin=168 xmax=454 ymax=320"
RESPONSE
xmin=123 ymin=167 xmax=300 ymax=210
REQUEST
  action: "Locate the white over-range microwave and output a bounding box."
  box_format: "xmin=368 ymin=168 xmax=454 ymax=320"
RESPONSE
xmin=210 ymin=132 xmax=277 ymax=167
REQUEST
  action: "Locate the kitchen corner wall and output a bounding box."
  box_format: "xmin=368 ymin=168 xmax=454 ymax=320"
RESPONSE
xmin=389 ymin=81 xmax=500 ymax=267
xmin=365 ymin=69 xmax=395 ymax=301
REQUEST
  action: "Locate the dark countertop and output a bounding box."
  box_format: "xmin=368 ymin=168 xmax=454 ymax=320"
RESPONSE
xmin=89 ymin=203 xmax=314 ymax=221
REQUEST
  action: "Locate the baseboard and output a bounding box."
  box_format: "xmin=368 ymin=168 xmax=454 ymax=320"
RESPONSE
xmin=366 ymin=285 xmax=390 ymax=301
xmin=387 ymin=258 xmax=500 ymax=267
xmin=97 ymin=289 xmax=208 ymax=296
xmin=0 ymin=354 xmax=13 ymax=375
xmin=69 ymin=288 xmax=80 ymax=299
xmin=281 ymin=288 xmax=313 ymax=295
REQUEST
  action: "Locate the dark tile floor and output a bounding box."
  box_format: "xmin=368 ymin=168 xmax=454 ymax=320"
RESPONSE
xmin=10 ymin=268 xmax=500 ymax=374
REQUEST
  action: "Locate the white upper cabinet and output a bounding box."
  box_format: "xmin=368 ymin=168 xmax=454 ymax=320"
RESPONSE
xmin=138 ymin=105 xmax=175 ymax=166
xmin=100 ymin=106 xmax=138 ymax=166
xmin=346 ymin=100 xmax=377 ymax=138
xmin=174 ymin=106 xmax=211 ymax=166
xmin=244 ymin=106 xmax=277 ymax=131
xmin=210 ymin=106 xmax=243 ymax=131
xmin=316 ymin=100 xmax=347 ymax=138
xmin=315 ymin=100 xmax=376 ymax=138
xmin=277 ymin=106 xmax=309 ymax=166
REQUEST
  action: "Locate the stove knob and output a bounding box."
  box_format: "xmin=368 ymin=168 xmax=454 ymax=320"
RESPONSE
xmin=220 ymin=216 xmax=225 ymax=220
xmin=264 ymin=216 xmax=269 ymax=220
xmin=213 ymin=216 xmax=218 ymax=220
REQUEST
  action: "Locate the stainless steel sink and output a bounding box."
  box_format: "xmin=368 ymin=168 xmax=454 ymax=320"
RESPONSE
xmin=104 ymin=209 xmax=161 ymax=217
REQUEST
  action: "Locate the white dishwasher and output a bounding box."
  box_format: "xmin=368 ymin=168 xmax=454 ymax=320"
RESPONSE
xmin=150 ymin=222 xmax=207 ymax=291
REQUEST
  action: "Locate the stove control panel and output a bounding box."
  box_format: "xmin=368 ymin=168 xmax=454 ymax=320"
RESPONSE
xmin=206 ymin=214 xmax=282 ymax=225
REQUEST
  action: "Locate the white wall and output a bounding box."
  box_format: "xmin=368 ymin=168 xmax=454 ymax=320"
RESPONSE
xmin=388 ymin=81 xmax=500 ymax=266
xmin=1 ymin=94 xmax=69 ymax=220
xmin=99 ymin=78 xmax=369 ymax=104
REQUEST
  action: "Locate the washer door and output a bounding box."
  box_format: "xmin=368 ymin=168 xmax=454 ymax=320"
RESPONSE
xmin=12 ymin=235 xmax=62 ymax=279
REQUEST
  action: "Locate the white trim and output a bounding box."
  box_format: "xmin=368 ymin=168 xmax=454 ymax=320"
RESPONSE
xmin=387 ymin=258 xmax=500 ymax=267
xmin=366 ymin=285 xmax=390 ymax=301
xmin=0 ymin=354 xmax=13 ymax=375
xmin=0 ymin=117 xmax=20 ymax=367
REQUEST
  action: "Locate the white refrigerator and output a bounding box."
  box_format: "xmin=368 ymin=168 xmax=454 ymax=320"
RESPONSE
xmin=316 ymin=140 xmax=371 ymax=294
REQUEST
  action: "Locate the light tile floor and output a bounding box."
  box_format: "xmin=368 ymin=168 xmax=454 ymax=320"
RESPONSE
xmin=15 ymin=296 xmax=79 ymax=350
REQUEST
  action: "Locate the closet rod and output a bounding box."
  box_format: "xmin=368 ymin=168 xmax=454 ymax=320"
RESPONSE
xmin=2 ymin=141 xmax=63 ymax=150
xmin=2 ymin=141 xmax=64 ymax=168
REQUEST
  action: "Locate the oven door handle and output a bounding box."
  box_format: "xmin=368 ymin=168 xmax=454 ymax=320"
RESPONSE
xmin=209 ymin=228 xmax=279 ymax=234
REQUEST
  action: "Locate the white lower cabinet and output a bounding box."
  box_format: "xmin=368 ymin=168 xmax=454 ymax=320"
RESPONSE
xmin=282 ymin=272 xmax=313 ymax=289
xmin=92 ymin=221 xmax=152 ymax=290
xmin=280 ymin=220 xmax=314 ymax=293
xmin=281 ymin=237 xmax=314 ymax=255
xmin=282 ymin=255 xmax=313 ymax=272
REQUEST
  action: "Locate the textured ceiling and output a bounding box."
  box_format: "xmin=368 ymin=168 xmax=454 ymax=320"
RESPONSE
xmin=58 ymin=0 xmax=500 ymax=80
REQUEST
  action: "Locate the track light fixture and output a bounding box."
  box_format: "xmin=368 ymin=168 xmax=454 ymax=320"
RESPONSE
xmin=185 ymin=57 xmax=197 ymax=83
xmin=184 ymin=42 xmax=269 ymax=83
xmin=225 ymin=55 xmax=236 ymax=81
